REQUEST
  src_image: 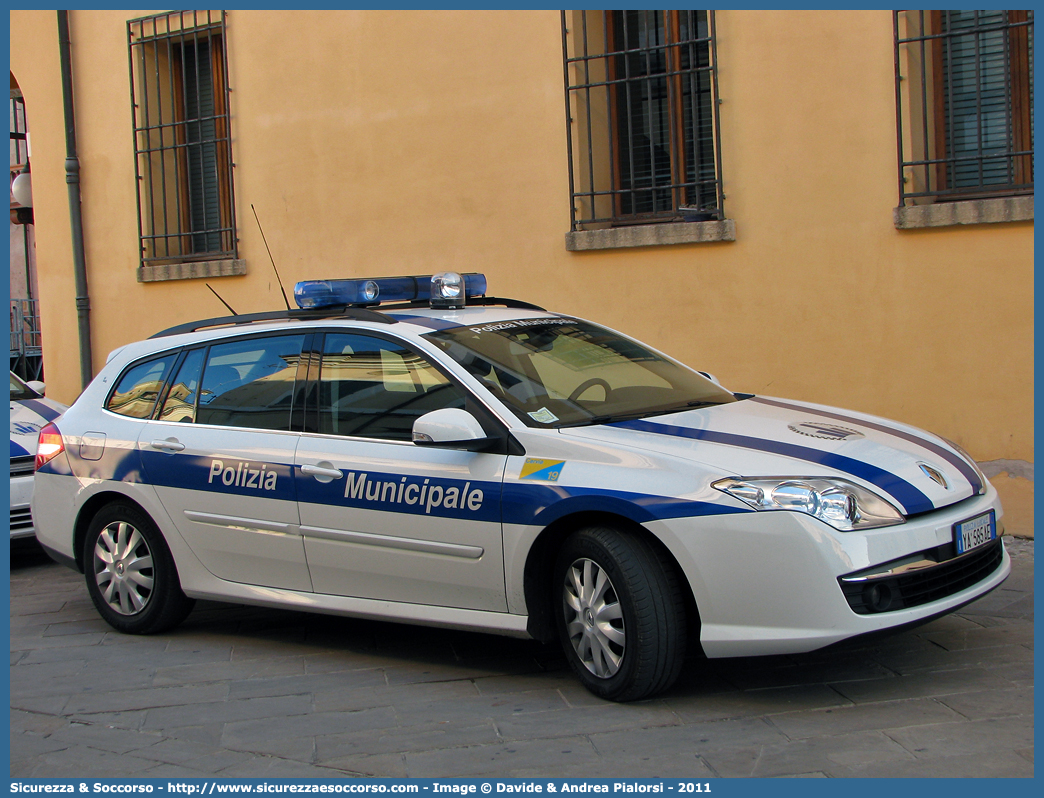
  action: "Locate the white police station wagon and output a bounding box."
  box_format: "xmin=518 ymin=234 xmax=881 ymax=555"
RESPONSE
xmin=10 ymin=371 xmax=66 ymax=539
xmin=32 ymin=273 xmax=1009 ymax=700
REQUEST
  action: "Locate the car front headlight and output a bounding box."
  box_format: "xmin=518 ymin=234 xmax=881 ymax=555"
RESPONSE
xmin=712 ymin=477 xmax=905 ymax=531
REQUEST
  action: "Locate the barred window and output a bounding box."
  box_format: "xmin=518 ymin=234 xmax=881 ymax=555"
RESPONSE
xmin=895 ymin=10 xmax=1033 ymax=205
xmin=128 ymin=10 xmax=237 ymax=266
xmin=562 ymin=10 xmax=723 ymax=231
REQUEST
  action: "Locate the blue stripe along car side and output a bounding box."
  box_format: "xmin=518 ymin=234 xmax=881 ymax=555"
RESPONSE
xmin=11 ymin=440 xmax=31 ymax=458
xmin=501 ymin=483 xmax=749 ymax=526
xmin=40 ymin=437 xmax=145 ymax=482
xmin=140 ymin=451 xmax=298 ymax=502
xmin=750 ymin=396 xmax=984 ymax=494
xmin=297 ymin=467 xmax=499 ymax=523
xmin=611 ymin=418 xmax=935 ymax=515
xmin=35 ymin=450 xmax=73 ymax=476
xmin=19 ymin=398 xmax=62 ymax=423
xmin=135 ymin=453 xmax=748 ymax=526
xmin=296 ymin=465 xmax=745 ymax=525
xmin=77 ymin=445 xmax=147 ymax=483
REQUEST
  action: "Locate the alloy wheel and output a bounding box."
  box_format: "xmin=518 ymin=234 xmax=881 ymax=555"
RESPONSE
xmin=562 ymin=557 xmax=626 ymax=678
xmin=93 ymin=521 xmax=155 ymax=615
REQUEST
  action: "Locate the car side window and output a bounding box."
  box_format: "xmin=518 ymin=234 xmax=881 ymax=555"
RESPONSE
xmin=196 ymin=335 xmax=306 ymax=431
xmin=106 ymin=355 xmax=176 ymax=419
xmin=318 ymin=333 xmax=466 ymax=441
xmin=158 ymin=348 xmax=204 ymax=423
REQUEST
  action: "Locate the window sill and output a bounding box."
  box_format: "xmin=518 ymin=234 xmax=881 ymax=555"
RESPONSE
xmin=894 ymin=196 xmax=1033 ymax=229
xmin=565 ymin=219 xmax=736 ymax=251
xmin=138 ymin=258 xmax=247 ymax=283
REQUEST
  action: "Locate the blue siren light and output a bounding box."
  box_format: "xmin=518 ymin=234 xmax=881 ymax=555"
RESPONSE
xmin=294 ymin=273 xmax=487 ymax=310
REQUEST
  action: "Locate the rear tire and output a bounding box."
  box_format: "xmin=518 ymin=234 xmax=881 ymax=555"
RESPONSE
xmin=83 ymin=502 xmax=194 ymax=634
xmin=554 ymin=525 xmax=686 ymax=701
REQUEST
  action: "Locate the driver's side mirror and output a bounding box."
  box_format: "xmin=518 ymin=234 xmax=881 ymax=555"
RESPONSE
xmin=26 ymin=380 xmax=46 ymax=396
xmin=412 ymin=408 xmax=498 ymax=452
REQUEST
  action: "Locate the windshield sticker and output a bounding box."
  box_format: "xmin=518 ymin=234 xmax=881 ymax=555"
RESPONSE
xmin=528 ymin=407 xmax=559 ymax=424
xmin=520 ymin=458 xmax=565 ymax=482
xmin=468 ymin=317 xmax=576 ymax=334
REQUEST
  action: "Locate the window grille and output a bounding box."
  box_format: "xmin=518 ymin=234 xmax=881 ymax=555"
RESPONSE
xmin=128 ymin=10 xmax=237 ymax=266
xmin=10 ymin=92 xmax=42 ymax=379
xmin=10 ymin=298 xmax=43 ymax=373
xmin=562 ymin=10 xmax=724 ymax=231
xmin=10 ymin=92 xmax=32 ymax=226
xmin=894 ymin=10 xmax=1033 ymax=205
xmin=10 ymin=94 xmax=28 ymax=167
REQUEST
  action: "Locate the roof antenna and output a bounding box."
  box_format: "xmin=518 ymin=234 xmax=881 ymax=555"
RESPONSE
xmin=251 ymin=203 xmax=291 ymax=311
xmin=206 ymin=283 xmax=237 ymax=315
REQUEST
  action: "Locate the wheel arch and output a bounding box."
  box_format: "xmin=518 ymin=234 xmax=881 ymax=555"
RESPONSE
xmin=72 ymin=490 xmax=154 ymax=573
xmin=521 ymin=510 xmax=700 ymax=646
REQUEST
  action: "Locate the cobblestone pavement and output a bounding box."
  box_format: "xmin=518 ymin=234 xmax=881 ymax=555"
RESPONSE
xmin=10 ymin=537 xmax=1033 ymax=779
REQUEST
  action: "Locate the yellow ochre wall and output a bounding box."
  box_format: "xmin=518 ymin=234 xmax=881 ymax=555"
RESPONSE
xmin=9 ymin=10 xmax=1034 ymax=516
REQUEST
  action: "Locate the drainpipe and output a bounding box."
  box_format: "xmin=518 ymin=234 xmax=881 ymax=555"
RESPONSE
xmin=57 ymin=10 xmax=93 ymax=389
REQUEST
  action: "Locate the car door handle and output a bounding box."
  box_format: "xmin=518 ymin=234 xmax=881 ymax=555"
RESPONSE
xmin=150 ymin=439 xmax=185 ymax=452
xmin=301 ymin=463 xmax=343 ymax=481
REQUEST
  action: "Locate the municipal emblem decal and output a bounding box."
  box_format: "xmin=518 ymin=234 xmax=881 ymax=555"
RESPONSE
xmin=788 ymin=421 xmax=864 ymax=441
xmin=11 ymin=421 xmax=41 ymax=436
xmin=918 ymin=462 xmax=949 ymax=488
xmin=520 ymin=458 xmax=565 ymax=481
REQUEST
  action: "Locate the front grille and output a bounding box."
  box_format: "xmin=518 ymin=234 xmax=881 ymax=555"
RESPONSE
xmin=839 ymin=538 xmax=1004 ymax=614
xmin=9 ymin=507 xmax=34 ymax=533
xmin=10 ymin=455 xmax=35 ymax=477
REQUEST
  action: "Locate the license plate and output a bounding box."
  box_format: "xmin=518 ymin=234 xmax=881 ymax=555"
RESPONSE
xmin=953 ymin=510 xmax=997 ymax=555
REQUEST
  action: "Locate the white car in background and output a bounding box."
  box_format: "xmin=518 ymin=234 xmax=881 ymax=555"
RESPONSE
xmin=31 ymin=273 xmax=1009 ymax=700
xmin=10 ymin=371 xmax=66 ymax=539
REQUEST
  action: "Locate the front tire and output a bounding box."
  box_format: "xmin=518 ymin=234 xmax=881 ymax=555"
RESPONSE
xmin=83 ymin=502 xmax=195 ymax=634
xmin=554 ymin=525 xmax=686 ymax=701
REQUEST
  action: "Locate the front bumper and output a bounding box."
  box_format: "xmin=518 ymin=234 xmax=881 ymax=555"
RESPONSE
xmin=10 ymin=474 xmax=35 ymax=539
xmin=837 ymin=535 xmax=1004 ymax=615
xmin=650 ymin=483 xmax=1009 ymax=658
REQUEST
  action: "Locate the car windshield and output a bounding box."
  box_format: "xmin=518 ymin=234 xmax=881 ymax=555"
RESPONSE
xmin=9 ymin=372 xmax=39 ymax=401
xmin=424 ymin=317 xmax=736 ymax=427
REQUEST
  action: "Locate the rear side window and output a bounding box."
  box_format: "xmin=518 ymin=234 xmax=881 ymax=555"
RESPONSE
xmin=317 ymin=333 xmax=466 ymax=441
xmin=106 ymin=355 xmax=176 ymax=419
xmin=196 ymin=335 xmax=306 ymax=430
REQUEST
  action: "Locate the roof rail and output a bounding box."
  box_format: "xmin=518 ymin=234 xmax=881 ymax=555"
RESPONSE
xmin=148 ymin=296 xmax=548 ymax=339
xmin=149 ymin=306 xmax=396 ymax=339
xmin=456 ymin=296 xmax=546 ymax=311
xmin=377 ymin=296 xmax=547 ymax=313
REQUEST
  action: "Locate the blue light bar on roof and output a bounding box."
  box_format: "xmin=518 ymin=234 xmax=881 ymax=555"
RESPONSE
xmin=294 ymin=273 xmax=487 ymax=309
